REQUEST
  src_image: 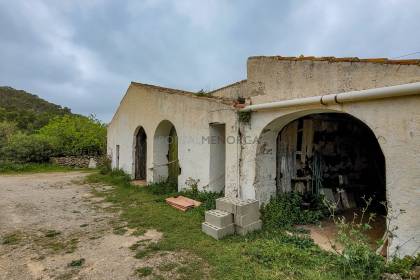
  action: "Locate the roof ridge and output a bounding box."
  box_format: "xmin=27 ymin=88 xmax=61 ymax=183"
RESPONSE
xmin=207 ymin=79 xmax=247 ymax=95
xmin=130 ymin=81 xmax=235 ymax=105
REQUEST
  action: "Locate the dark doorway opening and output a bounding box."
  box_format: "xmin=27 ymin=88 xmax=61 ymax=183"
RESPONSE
xmin=276 ymin=113 xmax=386 ymax=214
xmin=135 ymin=127 xmax=147 ymax=180
xmin=167 ymin=126 xmax=179 ymax=186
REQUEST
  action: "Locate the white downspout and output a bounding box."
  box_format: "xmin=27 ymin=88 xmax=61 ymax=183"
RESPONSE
xmin=240 ymin=82 xmax=420 ymax=112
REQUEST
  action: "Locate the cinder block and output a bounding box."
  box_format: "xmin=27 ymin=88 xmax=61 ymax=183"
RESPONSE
xmin=235 ymin=220 xmax=262 ymax=236
xmin=235 ymin=199 xmax=259 ymax=216
xmin=215 ymin=197 xmax=237 ymax=214
xmin=234 ymin=211 xmax=261 ymax=227
xmin=202 ymin=222 xmax=234 ymax=240
xmin=205 ymin=210 xmax=233 ymax=228
xmin=216 ymin=197 xmax=259 ymax=216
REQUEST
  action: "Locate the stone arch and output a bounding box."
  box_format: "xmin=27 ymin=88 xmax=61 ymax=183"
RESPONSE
xmin=153 ymin=120 xmax=180 ymax=185
xmin=254 ymin=108 xmax=386 ymax=214
xmin=133 ymin=126 xmax=147 ymax=180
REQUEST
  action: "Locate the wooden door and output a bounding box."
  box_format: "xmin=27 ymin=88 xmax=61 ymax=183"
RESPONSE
xmin=168 ymin=127 xmax=179 ymax=185
xmin=135 ymin=127 xmax=147 ymax=180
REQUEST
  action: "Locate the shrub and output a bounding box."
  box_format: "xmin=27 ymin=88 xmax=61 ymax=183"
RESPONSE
xmin=181 ymin=189 xmax=223 ymax=210
xmin=325 ymin=197 xmax=386 ymax=280
xmin=98 ymin=156 xmax=112 ymax=175
xmin=238 ymin=111 xmax=251 ymax=123
xmin=385 ymin=254 xmax=420 ymax=278
xmin=179 ymin=177 xmax=223 ymax=210
xmin=0 ymin=121 xmax=17 ymax=149
xmin=1 ymin=132 xmax=55 ymax=162
xmin=146 ymin=181 xmax=178 ymax=195
xmin=261 ymin=192 xmax=325 ymax=229
xmin=38 ymin=114 xmax=106 ymax=156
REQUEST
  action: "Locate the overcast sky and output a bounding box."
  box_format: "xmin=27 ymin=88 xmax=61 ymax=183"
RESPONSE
xmin=1 ymin=0 xmax=419 ymax=121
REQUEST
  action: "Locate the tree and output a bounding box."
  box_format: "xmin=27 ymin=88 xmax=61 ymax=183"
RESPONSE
xmin=38 ymin=115 xmax=106 ymax=156
xmin=0 ymin=121 xmax=17 ymax=149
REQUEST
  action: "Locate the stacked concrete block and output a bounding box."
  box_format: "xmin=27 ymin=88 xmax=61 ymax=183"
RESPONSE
xmin=202 ymin=209 xmax=234 ymax=239
xmin=202 ymin=197 xmax=262 ymax=239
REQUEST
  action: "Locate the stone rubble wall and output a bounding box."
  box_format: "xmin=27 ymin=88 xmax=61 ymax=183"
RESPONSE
xmin=50 ymin=156 xmax=100 ymax=168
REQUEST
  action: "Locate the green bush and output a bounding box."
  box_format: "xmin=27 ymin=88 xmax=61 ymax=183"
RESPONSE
xmin=324 ymin=197 xmax=386 ymax=280
xmin=1 ymin=132 xmax=55 ymax=162
xmin=261 ymin=192 xmax=325 ymax=229
xmin=98 ymin=156 xmax=112 ymax=175
xmin=0 ymin=121 xmax=17 ymax=149
xmin=181 ymin=189 xmax=223 ymax=210
xmin=146 ymin=181 xmax=178 ymax=195
xmin=38 ymin=115 xmax=106 ymax=156
xmin=334 ymin=216 xmax=385 ymax=280
xmin=385 ymin=254 xmax=420 ymax=278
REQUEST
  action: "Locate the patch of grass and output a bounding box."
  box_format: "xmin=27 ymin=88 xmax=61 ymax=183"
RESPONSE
xmin=385 ymin=254 xmax=420 ymax=278
xmin=113 ymin=227 xmax=128 ymax=235
xmin=0 ymin=162 xmax=84 ymax=174
xmin=45 ymin=229 xmax=61 ymax=238
xmin=132 ymin=228 xmax=147 ymax=236
xmin=68 ymin=258 xmax=85 ymax=267
xmin=176 ymin=259 xmax=206 ymax=280
xmin=86 ymin=171 xmax=348 ymax=280
xmin=136 ymin=267 xmax=153 ymax=277
xmin=134 ymin=242 xmax=162 ymax=259
xmin=1 ymin=232 xmax=23 ymax=245
xmin=146 ymin=181 xmax=178 ymax=195
xmin=129 ymin=239 xmax=151 ymax=251
xmin=34 ymin=233 xmax=78 ymax=254
xmin=158 ymin=262 xmax=178 ymax=272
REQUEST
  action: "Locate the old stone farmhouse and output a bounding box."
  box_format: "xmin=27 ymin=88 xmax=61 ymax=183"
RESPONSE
xmin=108 ymin=56 xmax=420 ymax=257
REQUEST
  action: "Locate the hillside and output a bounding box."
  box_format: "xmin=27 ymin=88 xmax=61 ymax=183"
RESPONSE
xmin=0 ymin=86 xmax=75 ymax=132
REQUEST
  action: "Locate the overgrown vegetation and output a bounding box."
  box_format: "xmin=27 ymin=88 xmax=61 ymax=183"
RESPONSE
xmin=321 ymin=197 xmax=382 ymax=279
xmin=195 ymin=89 xmax=208 ymax=97
xmin=384 ymin=254 xmax=420 ymax=278
xmin=68 ymin=258 xmax=85 ymax=267
xmin=87 ymin=169 xmax=420 ymax=279
xmin=0 ymin=162 xmax=76 ymax=173
xmin=84 ymin=170 xmax=349 ymax=279
xmin=261 ymin=192 xmax=326 ymax=229
xmin=238 ymin=111 xmax=251 ymax=123
xmin=0 ymin=86 xmax=73 ymax=133
xmin=0 ymin=86 xmax=106 ymax=170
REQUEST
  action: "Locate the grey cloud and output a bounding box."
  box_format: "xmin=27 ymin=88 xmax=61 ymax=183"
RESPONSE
xmin=0 ymin=0 xmax=419 ymax=121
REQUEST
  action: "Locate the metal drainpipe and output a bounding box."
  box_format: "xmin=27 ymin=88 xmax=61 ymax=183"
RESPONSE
xmin=239 ymin=82 xmax=420 ymax=112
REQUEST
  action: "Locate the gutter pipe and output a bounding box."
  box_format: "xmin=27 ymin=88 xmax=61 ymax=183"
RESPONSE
xmin=239 ymin=82 xmax=420 ymax=112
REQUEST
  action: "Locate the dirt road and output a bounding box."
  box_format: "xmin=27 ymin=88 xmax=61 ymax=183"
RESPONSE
xmin=0 ymin=172 xmax=166 ymax=280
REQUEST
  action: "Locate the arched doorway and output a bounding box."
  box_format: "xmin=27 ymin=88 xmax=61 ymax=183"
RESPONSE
xmin=153 ymin=120 xmax=180 ymax=186
xmin=274 ymin=113 xmax=385 ymax=213
xmin=168 ymin=126 xmax=179 ymax=184
xmin=254 ymin=111 xmax=387 ymax=246
xmin=134 ymin=126 xmax=147 ymax=180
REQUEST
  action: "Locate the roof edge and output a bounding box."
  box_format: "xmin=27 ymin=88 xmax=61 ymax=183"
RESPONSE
xmin=207 ymin=79 xmax=247 ymax=95
xmin=130 ymin=81 xmax=235 ymax=105
xmin=248 ymin=55 xmax=420 ymax=65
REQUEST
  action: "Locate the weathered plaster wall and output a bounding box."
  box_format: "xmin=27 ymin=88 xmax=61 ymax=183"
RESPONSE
xmin=208 ymin=80 xmax=247 ymax=99
xmin=239 ymin=96 xmax=420 ymax=257
xmin=107 ymin=83 xmax=239 ymax=193
xmin=247 ymin=57 xmax=420 ymax=102
xmin=108 ymin=56 xmax=420 ymax=257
